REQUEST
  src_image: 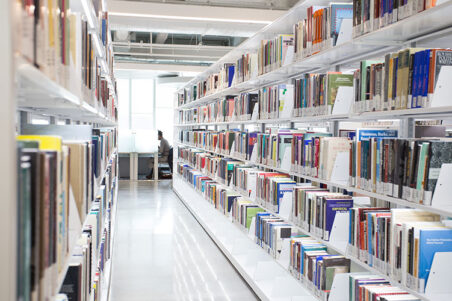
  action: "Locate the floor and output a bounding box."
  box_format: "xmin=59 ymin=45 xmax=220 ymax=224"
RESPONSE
xmin=110 ymin=180 xmax=258 ymax=301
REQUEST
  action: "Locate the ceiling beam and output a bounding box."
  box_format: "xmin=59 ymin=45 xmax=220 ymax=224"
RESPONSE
xmin=115 ymin=62 xmax=208 ymax=73
xmin=108 ymin=0 xmax=285 ymax=24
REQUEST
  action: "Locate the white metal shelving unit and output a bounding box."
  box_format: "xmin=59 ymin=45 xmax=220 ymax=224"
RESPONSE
xmin=172 ymin=0 xmax=452 ymax=300
xmin=176 ymin=0 xmax=452 ymax=111
xmin=1 ymin=0 xmax=17 ymax=300
xmin=3 ymin=0 xmax=119 ymax=299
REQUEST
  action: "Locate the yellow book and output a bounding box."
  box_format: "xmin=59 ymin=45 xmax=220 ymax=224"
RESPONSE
xmin=17 ymin=135 xmax=62 ymax=151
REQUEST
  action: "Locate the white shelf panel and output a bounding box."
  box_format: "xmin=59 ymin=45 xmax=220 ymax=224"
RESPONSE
xmin=176 ymin=142 xmax=452 ymax=219
xmin=17 ymin=62 xmax=117 ymax=125
xmin=176 ymin=105 xmax=452 ymax=127
xmin=173 ymin=175 xmax=317 ymax=301
xmin=178 ymin=1 xmax=452 ymax=106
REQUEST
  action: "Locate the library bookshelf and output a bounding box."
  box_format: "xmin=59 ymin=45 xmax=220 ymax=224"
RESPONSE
xmin=2 ymin=0 xmax=118 ymax=300
xmin=173 ymin=0 xmax=452 ymax=300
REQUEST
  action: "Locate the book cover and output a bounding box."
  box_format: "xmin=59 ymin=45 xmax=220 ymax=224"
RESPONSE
xmin=330 ymin=4 xmax=353 ymax=45
xmin=418 ymin=228 xmax=452 ymax=291
xmin=323 ymin=198 xmax=353 ymax=240
xmin=426 ymin=141 xmax=452 ymax=193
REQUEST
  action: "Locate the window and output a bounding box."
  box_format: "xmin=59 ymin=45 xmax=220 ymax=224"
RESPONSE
xmin=117 ymin=78 xmax=130 ymax=130
xmin=117 ymin=76 xmax=179 ymax=153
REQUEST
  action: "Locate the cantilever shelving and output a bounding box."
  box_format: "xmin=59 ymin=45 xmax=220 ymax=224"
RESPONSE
xmin=176 ymin=0 xmax=452 ymax=111
xmin=175 ymin=141 xmax=452 ymax=219
xmin=17 ymin=61 xmax=117 ymax=126
xmin=176 ymin=105 xmax=452 ymax=127
xmin=175 ymin=156 xmax=452 ymax=301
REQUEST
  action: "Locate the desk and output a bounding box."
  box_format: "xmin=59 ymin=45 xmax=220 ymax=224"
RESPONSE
xmin=120 ymin=151 xmax=159 ymax=180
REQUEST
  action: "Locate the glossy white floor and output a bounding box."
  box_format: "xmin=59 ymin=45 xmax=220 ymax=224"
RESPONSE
xmin=109 ymin=180 xmax=259 ymax=301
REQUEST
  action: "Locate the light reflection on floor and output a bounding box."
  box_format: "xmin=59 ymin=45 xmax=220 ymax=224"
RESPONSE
xmin=110 ymin=180 xmax=258 ymax=301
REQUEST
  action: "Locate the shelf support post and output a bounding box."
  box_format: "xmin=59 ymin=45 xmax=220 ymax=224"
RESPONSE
xmin=400 ymin=118 xmax=415 ymax=138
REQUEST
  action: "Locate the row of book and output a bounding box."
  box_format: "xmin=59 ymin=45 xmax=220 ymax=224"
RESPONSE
xmin=178 ymin=1 xmax=443 ymax=108
xmin=17 ymin=1 xmax=117 ymax=121
xmin=353 ymin=48 xmax=452 ymax=113
xmin=348 ymin=207 xmax=452 ymax=294
xmin=353 ymin=0 xmax=439 ymax=38
xmin=60 ymin=166 xmax=117 ymax=301
xmin=16 ymin=128 xmax=117 ymax=301
xmin=179 ymin=129 xmax=351 ymax=183
xmin=293 ymin=73 xmax=354 ymax=117
xmin=177 ymin=146 xmax=452 ymax=295
xmin=178 ymin=92 xmax=260 ymax=124
xmin=179 ymin=48 xmax=450 ymax=123
xmin=175 ymin=157 xmax=424 ymax=300
xmin=293 ymin=4 xmax=353 ymax=60
xmin=349 ymin=137 xmax=452 ymax=205
xmin=178 ymin=127 xmax=452 ymax=208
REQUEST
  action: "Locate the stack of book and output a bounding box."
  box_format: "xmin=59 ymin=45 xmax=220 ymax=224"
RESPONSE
xmin=352 ymin=0 xmax=439 ymax=37
xmin=293 ymin=72 xmax=354 ymax=117
xmin=294 ymin=4 xmax=353 ymax=59
xmin=348 ymin=207 xmax=452 ymax=293
xmin=258 ymin=35 xmax=294 ymax=75
xmin=353 ymin=49 xmax=452 ymax=113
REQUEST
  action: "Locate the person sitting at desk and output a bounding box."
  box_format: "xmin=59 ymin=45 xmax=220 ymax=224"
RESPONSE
xmin=146 ymin=130 xmax=170 ymax=179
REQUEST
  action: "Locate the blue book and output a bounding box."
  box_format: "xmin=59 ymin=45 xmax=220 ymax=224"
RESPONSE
xmin=300 ymin=244 xmax=327 ymax=276
xmin=418 ymin=228 xmax=452 ymax=291
xmin=276 ymin=181 xmax=296 ymax=212
xmin=422 ymin=49 xmax=431 ymax=106
xmin=411 ymin=51 xmax=419 ymax=108
xmin=330 ymin=4 xmax=353 ymax=45
xmin=323 ymin=198 xmax=353 ymax=241
xmin=228 ymin=66 xmax=235 ymax=87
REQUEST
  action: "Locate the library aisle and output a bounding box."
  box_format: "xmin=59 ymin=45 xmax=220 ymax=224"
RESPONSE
xmin=109 ymin=180 xmax=258 ymax=301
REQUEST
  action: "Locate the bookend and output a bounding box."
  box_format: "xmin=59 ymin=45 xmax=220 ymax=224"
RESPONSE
xmin=281 ymin=146 xmax=292 ymax=172
xmin=424 ymin=252 xmax=452 ymax=300
xmin=335 ymin=18 xmax=353 ymax=46
xmin=248 ymin=217 xmax=256 ymax=239
xmin=429 ymin=164 xmax=452 ymax=212
xmin=276 ymin=238 xmax=291 ymax=269
xmin=250 ymin=146 xmax=258 ymax=163
xmin=328 ymin=211 xmax=349 ymax=254
xmin=278 ymin=191 xmax=293 ymax=220
xmin=230 ymin=141 xmax=236 ymax=157
xmin=69 ymin=187 xmax=82 ymax=252
xmin=324 ymin=272 xmax=350 ymax=301
xmin=280 ymin=92 xmax=294 ymax=119
xmin=251 ymin=105 xmax=259 ymax=121
xmin=331 ymin=86 xmax=354 ymax=115
xmin=429 ymin=66 xmax=452 ymax=108
xmin=330 ymin=151 xmax=350 ymax=186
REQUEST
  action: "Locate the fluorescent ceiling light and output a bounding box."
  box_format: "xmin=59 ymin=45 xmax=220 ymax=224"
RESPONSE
xmin=109 ymin=12 xmax=272 ymax=24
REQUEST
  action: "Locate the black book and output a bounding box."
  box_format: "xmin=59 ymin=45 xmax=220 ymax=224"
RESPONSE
xmin=60 ymin=262 xmax=83 ymax=301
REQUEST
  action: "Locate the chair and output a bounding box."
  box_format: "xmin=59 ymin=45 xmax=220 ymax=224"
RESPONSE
xmin=168 ymin=147 xmax=173 ymax=173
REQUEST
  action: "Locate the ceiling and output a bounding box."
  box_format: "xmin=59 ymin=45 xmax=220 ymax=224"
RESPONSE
xmin=119 ymin=0 xmax=299 ymax=10
xmin=109 ymin=0 xmax=296 ymax=76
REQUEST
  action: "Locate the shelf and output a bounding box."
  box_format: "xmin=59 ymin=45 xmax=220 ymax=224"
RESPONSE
xmin=176 ymin=104 xmax=452 ymax=127
xmin=17 ymin=61 xmax=117 ymax=125
xmin=173 ymin=175 xmax=317 ymax=301
xmin=175 ymin=142 xmax=452 ymax=219
xmin=177 ymin=1 xmax=452 ymax=108
xmin=175 ymin=159 xmax=448 ymax=301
